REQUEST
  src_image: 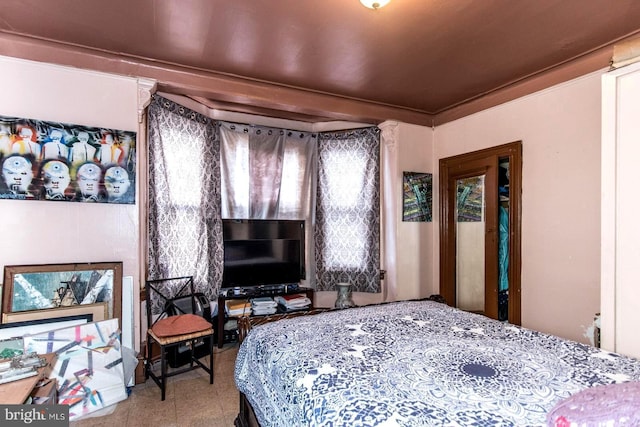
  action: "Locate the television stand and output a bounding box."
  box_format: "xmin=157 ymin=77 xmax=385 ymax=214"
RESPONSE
xmin=216 ymin=285 xmax=314 ymax=348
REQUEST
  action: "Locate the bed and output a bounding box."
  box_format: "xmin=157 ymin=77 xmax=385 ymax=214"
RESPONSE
xmin=234 ymin=299 xmax=640 ymax=426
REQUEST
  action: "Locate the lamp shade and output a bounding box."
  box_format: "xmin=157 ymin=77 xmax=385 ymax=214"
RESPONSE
xmin=360 ymin=0 xmax=391 ymax=9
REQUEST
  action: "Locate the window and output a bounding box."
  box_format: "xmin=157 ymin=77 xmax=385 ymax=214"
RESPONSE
xmin=315 ymin=128 xmax=381 ymax=293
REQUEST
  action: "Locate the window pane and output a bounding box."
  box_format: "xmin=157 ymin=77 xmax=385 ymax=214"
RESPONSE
xmin=159 ymin=127 xmax=204 ymax=207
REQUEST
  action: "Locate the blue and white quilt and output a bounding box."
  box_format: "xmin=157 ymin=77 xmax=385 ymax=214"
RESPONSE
xmin=234 ymin=300 xmax=640 ymax=426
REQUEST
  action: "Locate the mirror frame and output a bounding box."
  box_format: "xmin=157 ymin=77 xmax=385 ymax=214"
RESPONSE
xmin=1 ymin=262 xmax=122 ymax=326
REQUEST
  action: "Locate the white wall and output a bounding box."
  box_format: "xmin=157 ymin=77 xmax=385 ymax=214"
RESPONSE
xmin=434 ymin=71 xmax=604 ymax=343
xmin=395 ymin=123 xmax=435 ymax=300
xmin=601 ymin=62 xmax=640 ymax=358
xmin=0 ymin=56 xmax=141 ymax=347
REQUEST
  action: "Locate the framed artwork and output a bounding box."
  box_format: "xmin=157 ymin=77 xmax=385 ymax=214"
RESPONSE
xmin=0 ymin=312 xmax=93 ymax=340
xmin=22 ymin=318 xmax=127 ymax=420
xmin=1 ymin=302 xmax=107 ymax=325
xmin=1 ymin=262 xmax=122 ymax=326
xmin=403 ymin=171 xmax=432 ymax=222
xmin=0 ymin=337 xmax=24 ymax=359
xmin=0 ymin=114 xmax=136 ymax=204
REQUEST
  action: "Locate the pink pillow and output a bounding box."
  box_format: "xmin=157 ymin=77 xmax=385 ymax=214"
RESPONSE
xmin=547 ymin=382 xmax=640 ymax=426
xmin=152 ymin=314 xmax=211 ymax=337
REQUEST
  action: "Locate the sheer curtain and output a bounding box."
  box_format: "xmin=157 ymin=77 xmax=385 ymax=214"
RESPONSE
xmin=218 ymin=121 xmax=317 ymax=220
xmin=147 ymin=96 xmax=223 ymax=301
xmin=219 ymin=121 xmax=318 ymax=287
xmin=315 ymin=127 xmax=381 ymax=293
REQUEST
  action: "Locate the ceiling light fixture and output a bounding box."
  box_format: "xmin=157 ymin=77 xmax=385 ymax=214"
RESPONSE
xmin=360 ymin=0 xmax=391 ymax=10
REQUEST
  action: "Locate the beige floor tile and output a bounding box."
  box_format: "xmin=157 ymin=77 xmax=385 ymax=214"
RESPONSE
xmin=217 ymin=389 xmax=240 ymax=416
xmin=70 ymin=343 xmax=239 ymax=427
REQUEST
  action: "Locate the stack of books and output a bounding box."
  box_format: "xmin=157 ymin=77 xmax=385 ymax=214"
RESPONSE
xmin=275 ymin=294 xmax=312 ymax=312
xmin=250 ymin=297 xmax=278 ymax=315
xmin=225 ymin=299 xmax=251 ymax=317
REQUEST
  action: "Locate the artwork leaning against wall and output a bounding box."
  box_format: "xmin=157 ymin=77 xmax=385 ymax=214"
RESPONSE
xmin=1 ymin=262 xmax=123 ymax=326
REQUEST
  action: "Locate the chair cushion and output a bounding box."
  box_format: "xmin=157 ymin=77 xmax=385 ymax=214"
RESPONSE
xmin=151 ymin=314 xmax=212 ymax=338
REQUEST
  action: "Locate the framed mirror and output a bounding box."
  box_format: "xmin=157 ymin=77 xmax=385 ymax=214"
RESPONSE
xmin=1 ymin=262 xmax=122 ymax=326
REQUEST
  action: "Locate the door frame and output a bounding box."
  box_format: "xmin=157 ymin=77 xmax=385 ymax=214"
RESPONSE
xmin=439 ymin=141 xmax=522 ymax=325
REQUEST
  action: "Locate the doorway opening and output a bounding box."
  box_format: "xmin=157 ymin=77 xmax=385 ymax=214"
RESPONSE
xmin=439 ymin=141 xmax=522 ymax=325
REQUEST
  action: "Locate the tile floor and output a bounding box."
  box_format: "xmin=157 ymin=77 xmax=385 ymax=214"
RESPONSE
xmin=69 ymin=343 xmax=240 ymax=427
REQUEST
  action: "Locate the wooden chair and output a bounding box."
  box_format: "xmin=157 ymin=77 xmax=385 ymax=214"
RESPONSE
xmin=144 ymin=276 xmax=214 ymax=400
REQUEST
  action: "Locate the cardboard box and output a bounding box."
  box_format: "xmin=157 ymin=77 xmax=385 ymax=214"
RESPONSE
xmin=135 ymin=352 xmax=146 ymax=385
xmin=0 ymin=353 xmax=57 ymax=404
xmin=30 ymin=378 xmax=57 ymax=404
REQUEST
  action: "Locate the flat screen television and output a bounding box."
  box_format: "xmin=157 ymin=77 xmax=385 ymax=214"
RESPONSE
xmin=221 ymin=219 xmax=305 ymax=288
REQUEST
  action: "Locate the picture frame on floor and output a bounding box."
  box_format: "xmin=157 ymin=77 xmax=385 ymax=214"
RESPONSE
xmin=1 ymin=262 xmax=122 ymax=326
xmin=1 ymin=302 xmax=107 ymax=325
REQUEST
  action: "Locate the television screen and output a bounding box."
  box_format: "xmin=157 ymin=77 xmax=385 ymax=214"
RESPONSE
xmin=222 ymin=219 xmax=305 ymax=288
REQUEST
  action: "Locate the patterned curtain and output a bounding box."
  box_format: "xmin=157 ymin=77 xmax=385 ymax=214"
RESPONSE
xmin=147 ymin=96 xmax=223 ymax=303
xmin=315 ymin=127 xmax=380 ymax=293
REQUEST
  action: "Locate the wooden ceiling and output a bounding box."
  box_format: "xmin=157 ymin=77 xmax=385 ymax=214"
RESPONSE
xmin=0 ymin=0 xmax=639 ymax=125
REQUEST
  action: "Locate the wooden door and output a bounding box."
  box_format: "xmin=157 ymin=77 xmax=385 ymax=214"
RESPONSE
xmin=439 ymin=141 xmax=522 ymax=324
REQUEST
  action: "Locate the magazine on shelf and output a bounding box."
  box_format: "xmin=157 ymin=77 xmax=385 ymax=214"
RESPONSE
xmin=250 ymin=296 xmax=276 ymax=306
xmin=275 ymin=294 xmax=311 ymax=310
xmin=250 ymin=296 xmax=277 ymax=315
xmin=225 ymin=299 xmax=251 ymax=317
xmin=278 ymin=293 xmax=308 ymax=302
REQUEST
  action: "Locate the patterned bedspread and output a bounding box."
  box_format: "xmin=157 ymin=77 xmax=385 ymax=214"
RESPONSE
xmin=234 ymin=300 xmax=640 ymax=426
